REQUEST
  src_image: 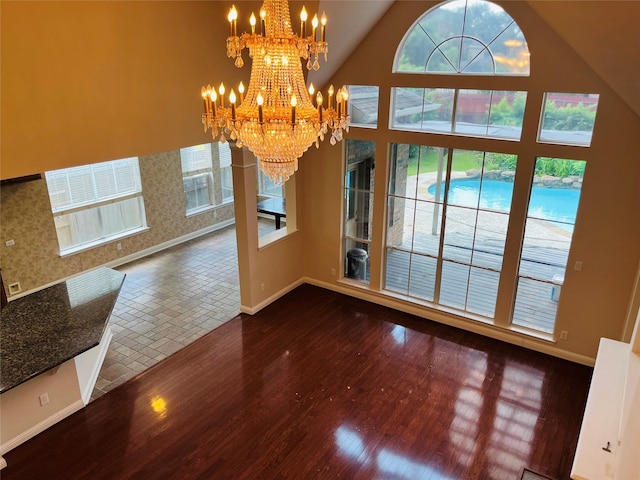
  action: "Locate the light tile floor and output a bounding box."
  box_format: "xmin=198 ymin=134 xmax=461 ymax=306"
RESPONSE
xmin=92 ymin=218 xmax=276 ymax=401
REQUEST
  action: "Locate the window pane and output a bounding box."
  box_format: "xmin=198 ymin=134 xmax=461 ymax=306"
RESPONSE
xmin=391 ymin=88 xmax=454 ymax=133
xmin=387 ymin=196 xmax=415 ymax=250
xmin=343 ymin=140 xmax=375 ymax=284
xmin=45 ymin=157 xmax=146 ymax=254
xmin=412 ymin=200 xmax=442 ymax=257
xmin=183 ymin=174 xmax=212 ymax=212
xmin=219 ymin=142 xmax=234 ymax=202
xmin=54 ymin=196 xmax=146 ymax=253
xmin=46 ymin=173 xmax=72 ymax=210
xmin=344 ymin=190 xmax=373 ymax=242
xmin=386 ymin=145 xmax=514 ymax=320
xmin=94 ymin=164 xmax=118 ymax=199
xmin=344 ymin=239 xmax=370 ymax=282
xmin=113 ymin=159 xmax=140 ymax=193
xmin=467 ymin=267 xmax=500 ymax=317
xmin=394 ymin=0 xmax=530 ymax=76
xmin=385 ymin=248 xmax=411 ymax=294
xmin=512 ymin=277 xmax=558 ymax=333
xmin=408 ymin=253 xmax=437 ymax=301
xmin=180 ymin=144 xmax=213 ymax=173
xmin=45 ymin=158 xmax=141 ymax=212
xmin=455 ymin=90 xmax=526 ymax=140
xmin=512 ymin=158 xmax=585 ymax=333
xmin=389 ymin=144 xmax=415 ymax=198
xmin=67 ymin=167 xmax=95 ymax=207
xmin=258 ymin=167 xmax=283 ymax=197
xmin=538 ymin=93 xmax=599 ymax=146
xmin=348 ymin=85 xmax=379 ymax=127
xmin=440 ymin=260 xmax=469 ymax=310
xmin=473 ymin=210 xmax=508 ymax=269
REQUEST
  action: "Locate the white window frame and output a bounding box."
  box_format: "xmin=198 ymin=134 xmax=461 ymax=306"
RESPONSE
xmin=181 ymin=144 xmax=215 ymax=215
xmin=45 ymin=157 xmax=147 ymax=256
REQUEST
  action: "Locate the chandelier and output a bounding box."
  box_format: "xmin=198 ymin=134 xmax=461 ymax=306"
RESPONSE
xmin=201 ymin=0 xmax=350 ymax=185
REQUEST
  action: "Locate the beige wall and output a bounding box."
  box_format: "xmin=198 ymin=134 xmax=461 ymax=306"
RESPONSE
xmin=0 ymin=360 xmax=81 ymax=452
xmin=0 ymin=0 xmax=256 ymax=179
xmin=300 ymin=0 xmax=640 ymax=361
xmin=0 ymin=149 xmax=234 ymax=293
xmin=231 ymin=146 xmax=304 ymax=312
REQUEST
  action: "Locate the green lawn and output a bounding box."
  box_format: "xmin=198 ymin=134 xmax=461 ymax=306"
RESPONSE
xmin=407 ymin=149 xmax=479 ymax=176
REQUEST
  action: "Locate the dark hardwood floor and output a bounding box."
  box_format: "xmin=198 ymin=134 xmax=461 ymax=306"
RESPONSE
xmin=3 ymin=284 xmax=592 ymax=480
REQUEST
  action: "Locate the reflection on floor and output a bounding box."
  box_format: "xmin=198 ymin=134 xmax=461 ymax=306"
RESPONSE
xmin=92 ymin=218 xmax=278 ymax=401
xmin=5 ymin=284 xmax=592 ymax=480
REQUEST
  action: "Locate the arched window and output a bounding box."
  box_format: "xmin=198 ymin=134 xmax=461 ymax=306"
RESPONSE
xmin=394 ymin=0 xmax=530 ymax=75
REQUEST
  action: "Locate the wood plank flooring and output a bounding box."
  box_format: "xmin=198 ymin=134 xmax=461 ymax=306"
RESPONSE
xmin=2 ymin=285 xmax=592 ymax=480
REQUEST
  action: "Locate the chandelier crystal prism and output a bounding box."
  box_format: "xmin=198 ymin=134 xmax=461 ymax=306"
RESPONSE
xmin=201 ymin=0 xmax=350 ymax=185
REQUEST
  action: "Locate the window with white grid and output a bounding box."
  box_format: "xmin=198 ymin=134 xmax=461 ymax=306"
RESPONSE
xmin=181 ymin=144 xmax=215 ymax=213
xmin=45 ymin=157 xmax=147 ymax=255
xmin=180 ymin=143 xmax=234 ymax=214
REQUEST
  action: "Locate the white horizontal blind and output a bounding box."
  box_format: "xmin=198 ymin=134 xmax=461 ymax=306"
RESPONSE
xmin=45 ymin=158 xmax=142 ymax=213
xmin=180 ymin=144 xmax=213 ymax=175
xmin=219 ymin=142 xmax=234 ymax=202
xmin=219 ymin=143 xmax=232 ymax=169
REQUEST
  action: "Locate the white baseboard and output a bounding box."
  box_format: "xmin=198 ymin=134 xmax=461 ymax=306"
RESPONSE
xmin=304 ymin=277 xmax=596 ymax=366
xmin=8 ymin=220 xmax=236 ymax=301
xmin=240 ymin=278 xmax=304 ymax=315
xmin=103 ymin=219 xmax=235 ymax=270
xmin=0 ymin=400 xmax=84 ymax=457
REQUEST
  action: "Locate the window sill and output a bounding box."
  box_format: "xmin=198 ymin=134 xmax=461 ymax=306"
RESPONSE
xmin=258 ymin=226 xmax=298 ymax=249
xmin=58 ymin=227 xmax=149 ymax=258
xmin=186 ymin=202 xmax=234 ymax=218
xmin=186 ymin=205 xmax=217 ymax=218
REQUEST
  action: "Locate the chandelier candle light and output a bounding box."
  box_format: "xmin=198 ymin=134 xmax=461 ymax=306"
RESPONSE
xmin=201 ymin=0 xmax=350 ymax=184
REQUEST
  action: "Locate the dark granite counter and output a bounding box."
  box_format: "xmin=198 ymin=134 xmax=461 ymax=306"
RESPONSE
xmin=0 ymin=267 xmax=125 ymax=394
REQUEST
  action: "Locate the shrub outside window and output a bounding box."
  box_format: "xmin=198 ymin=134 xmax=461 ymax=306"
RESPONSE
xmin=391 ymin=88 xmax=526 ymax=140
xmin=538 ymin=93 xmax=599 ymax=146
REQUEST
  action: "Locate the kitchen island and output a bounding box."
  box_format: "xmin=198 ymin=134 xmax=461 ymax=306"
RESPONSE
xmin=0 ymin=267 xmax=125 ymax=467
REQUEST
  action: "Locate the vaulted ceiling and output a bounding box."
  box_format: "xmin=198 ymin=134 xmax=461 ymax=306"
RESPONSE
xmin=314 ymin=0 xmax=639 ymax=117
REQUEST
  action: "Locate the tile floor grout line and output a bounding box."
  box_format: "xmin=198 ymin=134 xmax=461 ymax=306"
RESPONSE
xmin=91 ymin=218 xmax=276 ymax=401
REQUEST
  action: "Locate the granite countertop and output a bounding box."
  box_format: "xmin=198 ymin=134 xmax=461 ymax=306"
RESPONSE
xmin=0 ymin=267 xmax=125 ymax=394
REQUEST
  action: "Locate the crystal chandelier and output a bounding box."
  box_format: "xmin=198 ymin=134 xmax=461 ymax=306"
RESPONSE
xmin=201 ymin=0 xmax=350 ymax=185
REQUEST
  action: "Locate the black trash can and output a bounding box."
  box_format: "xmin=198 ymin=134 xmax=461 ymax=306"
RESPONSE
xmin=346 ymin=248 xmax=368 ymax=280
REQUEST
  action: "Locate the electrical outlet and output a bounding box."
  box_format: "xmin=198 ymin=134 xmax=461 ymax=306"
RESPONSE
xmin=117 ymin=243 xmax=122 ymax=251
xmin=260 ymin=283 xmax=265 ymax=292
xmin=560 ymin=330 xmax=568 ymax=340
xmin=8 ymin=282 xmax=21 ymax=295
xmin=39 ymin=393 xmax=50 ymax=406
xmin=574 ymin=261 xmax=583 ymax=271
xmin=331 ymin=268 xmax=336 ymax=277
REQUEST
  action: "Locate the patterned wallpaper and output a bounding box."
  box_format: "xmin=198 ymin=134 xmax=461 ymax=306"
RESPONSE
xmin=0 ymin=149 xmax=235 ymax=295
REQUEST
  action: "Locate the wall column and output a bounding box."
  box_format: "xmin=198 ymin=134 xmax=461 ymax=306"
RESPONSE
xmin=230 ymin=144 xmax=258 ymax=311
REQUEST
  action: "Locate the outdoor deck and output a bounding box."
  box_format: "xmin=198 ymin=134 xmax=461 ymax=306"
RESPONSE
xmin=383 ymin=232 xmax=568 ymax=334
xmin=377 ymin=173 xmax=572 ymax=334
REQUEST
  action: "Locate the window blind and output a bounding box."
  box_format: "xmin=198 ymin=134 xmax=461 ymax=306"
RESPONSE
xmin=45 ymin=158 xmax=142 ymax=213
xmin=180 ymin=144 xmax=213 ymax=174
xmin=219 ymin=142 xmax=232 ymax=169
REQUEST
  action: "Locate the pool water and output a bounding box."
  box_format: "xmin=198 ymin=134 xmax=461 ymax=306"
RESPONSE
xmin=428 ymin=178 xmax=581 ymax=225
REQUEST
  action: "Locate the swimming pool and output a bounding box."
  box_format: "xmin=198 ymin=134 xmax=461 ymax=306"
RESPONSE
xmin=428 ymin=178 xmax=581 ymax=225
